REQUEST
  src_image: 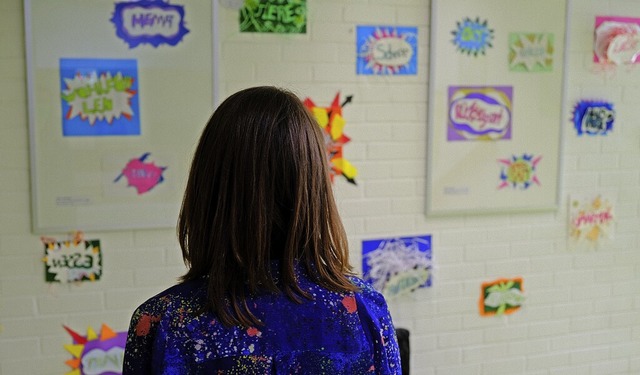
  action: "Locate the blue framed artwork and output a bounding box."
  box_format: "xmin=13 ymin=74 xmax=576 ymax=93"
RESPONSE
xmin=362 ymin=235 xmax=432 ymax=297
xmin=356 ymin=25 xmax=418 ymax=75
xmin=60 ymin=58 xmax=140 ymax=137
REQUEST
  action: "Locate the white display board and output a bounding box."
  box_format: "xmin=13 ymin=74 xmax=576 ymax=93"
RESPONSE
xmin=427 ymin=0 xmax=566 ymax=216
xmin=25 ymin=0 xmax=215 ymax=232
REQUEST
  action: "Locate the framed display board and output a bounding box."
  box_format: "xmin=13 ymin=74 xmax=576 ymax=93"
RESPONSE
xmin=427 ymin=0 xmax=567 ymax=216
xmin=25 ymin=0 xmax=216 ymax=233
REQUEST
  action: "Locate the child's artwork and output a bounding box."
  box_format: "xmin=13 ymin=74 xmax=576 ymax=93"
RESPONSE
xmin=303 ymin=93 xmax=357 ymax=184
xmin=42 ymin=233 xmax=102 ymax=283
xmin=508 ymin=32 xmax=554 ymax=72
xmin=113 ymin=153 xmax=167 ymax=195
xmin=451 ymin=17 xmax=494 ymax=56
xmin=572 ymin=100 xmax=615 ymax=136
xmin=569 ymin=194 xmax=614 ymax=245
xmin=111 ymin=0 xmax=190 ymax=48
xmin=479 ymin=277 xmax=524 ymax=316
xmin=362 ymin=235 xmax=432 ymax=298
xmin=428 ymin=0 xmax=565 ymax=216
xmin=60 ymin=58 xmax=140 ymax=136
xmin=240 ymin=0 xmax=306 ymax=34
xmin=448 ymin=86 xmax=513 ymax=141
xmin=64 ymin=324 xmax=127 ymax=375
xmin=497 ymin=153 xmax=542 ymax=190
xmin=356 ymin=25 xmax=418 ymax=75
xmin=594 ymin=16 xmax=640 ymax=65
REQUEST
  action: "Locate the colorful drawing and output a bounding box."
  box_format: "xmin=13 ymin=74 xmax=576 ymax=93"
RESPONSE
xmin=42 ymin=235 xmax=102 ymax=283
xmin=497 ymin=154 xmax=542 ymax=190
xmin=64 ymin=324 xmax=127 ymax=375
xmin=356 ymin=25 xmax=418 ymax=75
xmin=240 ymin=0 xmax=306 ymax=34
xmin=448 ymin=86 xmax=512 ymax=141
xmin=303 ymin=93 xmax=357 ymax=184
xmin=572 ymin=100 xmax=615 ymax=136
xmin=114 ymin=153 xmax=167 ymax=194
xmin=451 ymin=17 xmax=494 ymax=56
xmin=362 ymin=235 xmax=432 ymax=298
xmin=111 ymin=0 xmax=190 ymax=48
xmin=594 ymin=16 xmax=640 ymax=65
xmin=480 ymin=277 xmax=524 ymax=316
xmin=509 ymin=33 xmax=554 ymax=72
xmin=569 ymin=195 xmax=614 ymax=244
xmin=60 ymin=59 xmax=140 ymax=136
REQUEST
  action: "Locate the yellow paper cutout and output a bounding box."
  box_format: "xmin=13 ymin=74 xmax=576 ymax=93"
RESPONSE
xmin=312 ymin=107 xmax=329 ymax=128
xmin=64 ymin=344 xmax=84 ymax=358
xmin=330 ymin=114 xmax=345 ymax=141
xmin=86 ymin=326 xmax=98 ymax=341
xmin=333 ymin=158 xmax=357 ymax=179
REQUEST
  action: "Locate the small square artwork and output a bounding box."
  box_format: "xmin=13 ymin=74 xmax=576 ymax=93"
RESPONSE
xmin=362 ymin=235 xmax=432 ymax=297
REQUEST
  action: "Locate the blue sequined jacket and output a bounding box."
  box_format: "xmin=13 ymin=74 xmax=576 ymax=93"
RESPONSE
xmin=123 ymin=265 xmax=402 ymax=374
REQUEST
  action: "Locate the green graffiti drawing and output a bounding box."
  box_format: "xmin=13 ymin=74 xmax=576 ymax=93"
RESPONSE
xmin=240 ymin=0 xmax=306 ymax=33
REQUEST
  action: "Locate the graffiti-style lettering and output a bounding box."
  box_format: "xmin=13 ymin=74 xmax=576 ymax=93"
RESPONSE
xmin=240 ymin=0 xmax=306 ymax=34
xmin=112 ymin=1 xmax=189 ymax=48
xmin=448 ymin=87 xmax=512 ymax=141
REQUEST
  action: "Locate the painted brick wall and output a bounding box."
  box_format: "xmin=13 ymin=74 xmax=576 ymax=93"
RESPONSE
xmin=1 ymin=0 xmax=639 ymax=374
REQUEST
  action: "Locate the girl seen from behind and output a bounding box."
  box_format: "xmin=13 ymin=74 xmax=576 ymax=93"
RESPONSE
xmin=123 ymin=86 xmax=401 ymax=374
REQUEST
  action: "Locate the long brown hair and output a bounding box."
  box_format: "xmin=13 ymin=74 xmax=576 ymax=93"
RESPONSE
xmin=178 ymin=86 xmax=356 ymax=327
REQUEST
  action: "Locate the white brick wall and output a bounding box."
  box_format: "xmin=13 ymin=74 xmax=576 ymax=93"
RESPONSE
xmin=1 ymin=0 xmax=639 ymax=374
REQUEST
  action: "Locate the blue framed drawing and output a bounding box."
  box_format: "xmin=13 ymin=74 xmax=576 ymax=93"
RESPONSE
xmin=60 ymin=58 xmax=140 ymax=137
xmin=356 ymin=25 xmax=418 ymax=75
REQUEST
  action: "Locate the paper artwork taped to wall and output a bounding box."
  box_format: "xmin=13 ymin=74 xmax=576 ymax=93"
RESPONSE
xmin=497 ymin=154 xmax=542 ymax=190
xmin=594 ymin=16 xmax=640 ymax=65
xmin=572 ymin=100 xmax=615 ymax=136
xmin=448 ymin=86 xmax=512 ymax=141
xmin=111 ymin=0 xmax=190 ymax=48
xmin=508 ymin=33 xmax=554 ymax=72
xmin=240 ymin=0 xmax=306 ymax=34
xmin=60 ymin=58 xmax=140 ymax=136
xmin=303 ymin=93 xmax=357 ymax=184
xmin=356 ymin=25 xmax=418 ymax=75
xmin=43 ymin=237 xmax=102 ymax=283
xmin=362 ymin=235 xmax=432 ymax=298
xmin=113 ymin=153 xmax=167 ymax=194
xmin=569 ymin=194 xmax=614 ymax=245
xmin=479 ymin=277 xmax=524 ymax=316
xmin=64 ymin=324 xmax=127 ymax=375
xmin=451 ymin=17 xmax=494 ymax=56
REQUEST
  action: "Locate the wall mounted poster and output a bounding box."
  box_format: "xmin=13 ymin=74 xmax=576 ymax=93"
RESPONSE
xmin=427 ymin=0 xmax=566 ymax=215
xmin=479 ymin=277 xmax=525 ymax=316
xmin=594 ymin=16 xmax=640 ymax=65
xmin=356 ymin=25 xmax=418 ymax=75
xmin=25 ymin=0 xmax=215 ymax=232
xmin=60 ymin=58 xmax=140 ymax=136
xmin=43 ymin=238 xmax=102 ymax=283
xmin=239 ymin=0 xmax=307 ymax=34
xmin=569 ymin=194 xmax=615 ymax=247
xmin=362 ymin=235 xmax=432 ymax=298
xmin=64 ymin=324 xmax=127 ymax=374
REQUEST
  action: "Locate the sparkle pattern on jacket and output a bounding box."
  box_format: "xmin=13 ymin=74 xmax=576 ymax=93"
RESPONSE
xmin=123 ymin=265 xmax=401 ymax=374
